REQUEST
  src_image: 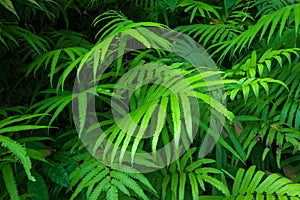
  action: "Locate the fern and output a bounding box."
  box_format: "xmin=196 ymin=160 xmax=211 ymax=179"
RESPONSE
xmin=106 ymin=185 xmax=118 ymax=200
xmin=70 ymin=157 xmax=156 ymax=200
xmin=2 ymin=164 xmax=20 ymax=200
xmin=226 ymin=77 xmax=288 ymax=102
xmin=0 ymin=0 xmax=19 ymax=19
xmin=2 ymin=0 xmax=300 ymax=199
xmin=26 ymin=47 xmax=88 ymax=88
xmin=178 ymin=0 xmax=221 ymax=23
xmin=0 ymin=114 xmax=45 ymax=129
xmin=225 ymin=48 xmax=300 ymax=78
xmin=175 ymin=23 xmax=241 ymax=47
xmin=238 ymin=122 xmax=300 ymax=168
xmin=92 ymin=10 xmax=168 ymax=41
xmin=89 ymin=62 xmax=233 ymax=166
xmin=0 ymin=25 xmax=49 ymax=55
xmin=110 ymin=171 xmax=149 ymax=200
xmin=254 ymin=0 xmax=295 ymax=17
xmin=199 ymin=166 xmax=300 ymax=199
xmin=213 ymin=3 xmax=300 ymax=61
xmin=0 ymin=135 xmax=35 ymax=181
xmin=160 ymin=148 xmax=230 ymax=200
xmin=27 ymin=90 xmax=73 ymax=125
xmin=0 ymin=114 xmax=54 ymax=185
xmin=227 ymin=165 xmax=300 ymax=199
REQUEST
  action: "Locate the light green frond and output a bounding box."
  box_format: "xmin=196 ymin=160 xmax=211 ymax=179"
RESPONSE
xmin=2 ymin=164 xmax=20 ymax=200
xmin=110 ymin=170 xmax=149 ymax=200
xmin=0 ymin=135 xmax=35 ymax=181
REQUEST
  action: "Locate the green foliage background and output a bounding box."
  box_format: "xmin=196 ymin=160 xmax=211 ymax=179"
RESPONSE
xmin=1 ymin=0 xmax=300 ymax=199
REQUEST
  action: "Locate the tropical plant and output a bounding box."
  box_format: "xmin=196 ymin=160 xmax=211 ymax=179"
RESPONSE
xmin=1 ymin=0 xmax=300 ymax=199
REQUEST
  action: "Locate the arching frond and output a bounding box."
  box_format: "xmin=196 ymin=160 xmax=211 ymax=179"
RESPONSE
xmin=0 ymin=25 xmax=49 ymax=55
xmin=213 ymin=3 xmax=300 ymax=61
xmin=175 ymin=23 xmax=241 ymax=47
xmin=161 ymin=148 xmax=230 ymax=200
xmin=228 ymin=165 xmax=300 ymax=199
xmin=2 ymin=164 xmax=20 ymax=200
xmin=178 ymin=0 xmax=221 ymax=23
xmin=254 ymin=0 xmax=296 ymax=17
xmin=70 ymin=157 xmax=156 ymax=200
xmin=0 ymin=135 xmax=35 ymax=181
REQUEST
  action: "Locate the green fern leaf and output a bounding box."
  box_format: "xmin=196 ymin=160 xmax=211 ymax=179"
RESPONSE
xmin=171 ymin=173 xmax=179 ymax=200
xmin=161 ymin=175 xmax=171 ymax=200
xmin=88 ymin=176 xmax=110 ymax=200
xmin=178 ymin=0 xmax=221 ymax=22
xmin=195 ymin=92 xmax=234 ymax=121
xmin=110 ymin=170 xmax=148 ymax=200
xmin=70 ymin=158 xmax=100 ymax=186
xmin=70 ymin=165 xmax=107 ymax=200
xmin=111 ymin=179 xmax=131 ymax=196
xmin=107 ymin=185 xmax=119 ymax=200
xmin=214 ymin=4 xmax=300 ymax=60
xmin=152 ymin=96 xmax=168 ymax=157
xmin=0 ymin=125 xmax=50 ymax=134
xmin=188 ymin=173 xmax=199 ymax=200
xmin=0 ymin=135 xmax=35 ymax=181
xmin=86 ymin=168 xmax=110 ymax=197
xmin=179 ymin=172 xmax=187 ymax=200
xmin=126 ymin=172 xmax=156 ymax=193
xmin=199 ymin=174 xmax=230 ymax=196
xmin=2 ymin=164 xmax=20 ymax=200
xmin=0 ymin=114 xmax=45 ymax=129
xmin=170 ymin=93 xmax=181 ymax=150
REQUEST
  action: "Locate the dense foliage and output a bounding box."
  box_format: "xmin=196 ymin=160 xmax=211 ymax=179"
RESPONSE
xmin=1 ymin=0 xmax=300 ymax=199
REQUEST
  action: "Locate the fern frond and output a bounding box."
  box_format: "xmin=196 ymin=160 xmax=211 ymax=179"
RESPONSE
xmin=88 ymin=176 xmax=110 ymax=200
xmin=178 ymin=0 xmax=221 ymax=23
xmin=162 ymin=150 xmax=230 ymax=199
xmin=227 ymin=77 xmax=288 ymax=102
xmin=170 ymin=93 xmax=181 ymax=150
xmin=111 ymin=179 xmax=131 ymax=196
xmin=254 ymin=0 xmax=293 ymax=17
xmin=70 ymin=158 xmax=102 ymax=186
xmin=175 ymin=23 xmax=241 ymax=47
xmin=70 ymin=165 xmax=107 ymax=200
xmin=1 ymin=26 xmax=49 ymax=55
xmin=107 ymin=185 xmax=118 ymax=200
xmin=195 ymin=92 xmax=234 ymax=121
xmin=0 ymin=125 xmax=50 ymax=134
xmin=93 ymin=10 xmax=168 ymax=41
xmin=110 ymin=170 xmax=149 ymax=200
xmin=0 ymin=0 xmax=19 ymax=19
xmin=70 ymin=157 xmax=155 ymax=200
xmin=226 ymin=165 xmax=300 ymax=198
xmin=0 ymin=135 xmax=35 ymax=181
xmin=199 ymin=174 xmax=230 ymax=196
xmin=28 ymin=90 xmax=73 ymax=125
xmin=225 ymin=48 xmax=300 ymax=78
xmin=2 ymin=164 xmax=20 ymax=200
xmin=86 ymin=168 xmax=110 ymax=196
xmin=126 ymin=170 xmax=157 ymax=193
xmin=0 ymin=114 xmax=45 ymax=129
xmin=213 ymin=3 xmax=300 ymax=61
xmin=26 ymin=47 xmax=88 ymax=88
